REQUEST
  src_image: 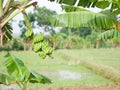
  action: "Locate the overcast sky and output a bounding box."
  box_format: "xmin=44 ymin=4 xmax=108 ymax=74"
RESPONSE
xmin=12 ymin=0 xmax=63 ymax=35
xmin=12 ymin=0 xmax=101 ymax=35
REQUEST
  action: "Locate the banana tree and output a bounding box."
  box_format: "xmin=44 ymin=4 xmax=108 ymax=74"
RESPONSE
xmin=0 ymin=53 xmax=51 ymax=90
xmin=47 ymin=33 xmax=65 ymax=49
xmin=0 ymin=0 xmax=37 ymax=46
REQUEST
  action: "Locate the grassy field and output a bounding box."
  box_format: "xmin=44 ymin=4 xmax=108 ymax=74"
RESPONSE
xmin=0 ymin=48 xmax=120 ymax=89
xmin=57 ymin=48 xmax=120 ymax=70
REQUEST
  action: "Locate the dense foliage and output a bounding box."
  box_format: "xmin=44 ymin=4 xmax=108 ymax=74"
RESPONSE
xmin=47 ymin=28 xmax=120 ymax=49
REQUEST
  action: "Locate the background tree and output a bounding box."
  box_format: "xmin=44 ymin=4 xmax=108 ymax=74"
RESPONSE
xmin=98 ymin=30 xmax=120 ymax=48
xmin=27 ymin=7 xmax=57 ymax=33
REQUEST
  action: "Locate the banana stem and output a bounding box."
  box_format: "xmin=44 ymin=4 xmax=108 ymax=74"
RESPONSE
xmin=0 ymin=2 xmax=37 ymax=28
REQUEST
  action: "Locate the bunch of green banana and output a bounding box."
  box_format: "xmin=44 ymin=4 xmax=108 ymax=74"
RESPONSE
xmin=32 ymin=34 xmax=53 ymax=59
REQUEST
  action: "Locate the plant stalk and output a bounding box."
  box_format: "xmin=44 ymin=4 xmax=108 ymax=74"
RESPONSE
xmin=22 ymin=82 xmax=28 ymax=90
xmin=3 ymin=0 xmax=14 ymax=14
xmin=0 ymin=0 xmax=4 ymax=18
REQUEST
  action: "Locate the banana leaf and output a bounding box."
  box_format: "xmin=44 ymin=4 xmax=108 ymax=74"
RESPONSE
xmin=98 ymin=29 xmax=120 ymax=41
xmin=29 ymin=70 xmax=51 ymax=84
xmin=50 ymin=11 xmax=117 ymax=30
xmin=48 ymin=0 xmax=120 ymax=15
xmin=4 ymin=53 xmax=51 ymax=85
xmin=4 ymin=53 xmax=30 ymax=82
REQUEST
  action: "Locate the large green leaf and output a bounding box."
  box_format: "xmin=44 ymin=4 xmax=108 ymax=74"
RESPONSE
xmin=98 ymin=29 xmax=120 ymax=41
xmin=48 ymin=0 xmax=120 ymax=15
xmin=61 ymin=5 xmax=90 ymax=12
xmin=4 ymin=53 xmax=30 ymax=82
xmin=29 ymin=70 xmax=51 ymax=84
xmin=100 ymin=9 xmax=117 ymax=21
xmin=50 ymin=11 xmax=116 ymax=30
xmin=48 ymin=0 xmax=113 ymax=7
xmin=78 ymin=0 xmax=92 ymax=7
xmin=59 ymin=0 xmax=76 ymax=5
xmin=0 ymin=73 xmax=14 ymax=85
xmin=1 ymin=52 xmax=51 ymax=90
xmin=96 ymin=1 xmax=110 ymax=9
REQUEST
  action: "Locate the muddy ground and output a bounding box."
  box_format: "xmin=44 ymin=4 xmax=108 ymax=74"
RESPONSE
xmin=29 ymin=84 xmax=120 ymax=90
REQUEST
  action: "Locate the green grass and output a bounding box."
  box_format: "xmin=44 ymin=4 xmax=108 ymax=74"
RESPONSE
xmin=57 ymin=48 xmax=120 ymax=70
xmin=0 ymin=48 xmax=120 ymax=89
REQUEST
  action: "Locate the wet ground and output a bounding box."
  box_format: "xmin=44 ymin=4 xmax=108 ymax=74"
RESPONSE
xmin=40 ymin=70 xmax=82 ymax=80
xmin=1 ymin=70 xmax=119 ymax=90
xmin=30 ymin=84 xmax=120 ymax=90
xmin=1 ymin=84 xmax=120 ymax=90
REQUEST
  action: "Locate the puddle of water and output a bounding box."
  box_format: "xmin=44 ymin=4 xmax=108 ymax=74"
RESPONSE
xmin=0 ymin=84 xmax=18 ymax=90
xmin=58 ymin=70 xmax=82 ymax=80
xmin=40 ymin=70 xmax=82 ymax=80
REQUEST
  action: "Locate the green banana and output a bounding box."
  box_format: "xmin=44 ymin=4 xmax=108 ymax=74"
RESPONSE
xmin=33 ymin=34 xmax=44 ymax=44
xmin=33 ymin=42 xmax=42 ymax=52
xmin=42 ymin=40 xmax=49 ymax=47
xmin=39 ymin=51 xmax=46 ymax=59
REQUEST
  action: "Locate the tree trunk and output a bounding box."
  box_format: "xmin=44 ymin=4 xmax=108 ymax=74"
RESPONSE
xmin=53 ymin=42 xmax=57 ymax=50
xmin=29 ymin=44 xmax=32 ymax=51
xmin=0 ymin=27 xmax=5 ymax=46
xmin=96 ymin=39 xmax=100 ymax=48
xmin=24 ymin=43 xmax=26 ymax=51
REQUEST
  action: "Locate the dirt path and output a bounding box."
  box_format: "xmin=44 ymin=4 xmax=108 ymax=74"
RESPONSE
xmin=29 ymin=84 xmax=120 ymax=90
